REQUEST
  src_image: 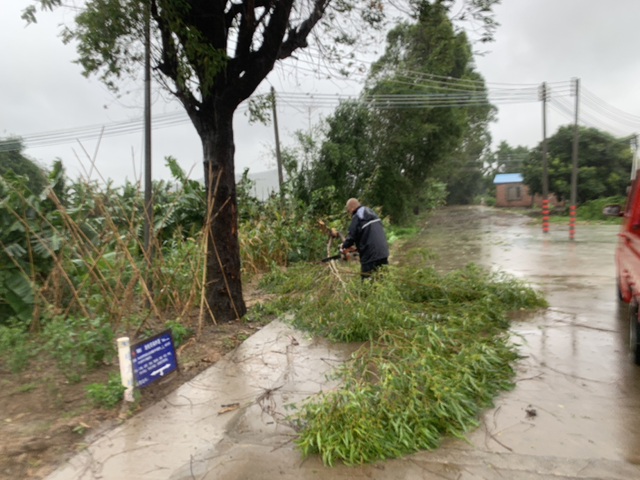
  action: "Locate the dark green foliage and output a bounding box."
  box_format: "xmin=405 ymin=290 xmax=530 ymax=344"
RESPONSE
xmin=522 ymin=126 xmax=632 ymax=203
xmin=0 ymin=269 xmax=35 ymax=325
xmin=488 ymin=141 xmax=531 ymax=175
xmin=85 ymin=372 xmax=127 ymax=409
xmin=260 ymin=261 xmax=546 ymax=465
xmin=0 ymin=165 xmax=61 ymax=324
xmin=236 ymin=168 xmax=262 ymax=222
xmin=0 ymin=155 xmax=206 ymax=326
xmin=437 ymin=106 xmax=497 ymax=205
xmin=290 ymin=5 xmax=494 ymax=220
xmin=439 ymin=163 xmax=484 ymax=205
xmin=577 ymin=195 xmax=627 ymax=221
xmin=155 ymin=156 xmax=206 ymax=243
xmin=301 ymin=103 xmax=374 ymax=207
xmin=165 ymin=319 xmax=193 ymax=347
xmin=43 ymin=315 xmax=115 ymax=372
xmin=363 ymin=4 xmax=494 ymax=218
xmin=0 ymin=139 xmax=48 ymax=194
xmin=0 ymin=323 xmax=32 ymax=373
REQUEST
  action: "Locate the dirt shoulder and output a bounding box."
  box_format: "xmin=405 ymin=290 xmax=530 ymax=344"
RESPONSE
xmin=0 ymin=279 xmax=276 ymax=480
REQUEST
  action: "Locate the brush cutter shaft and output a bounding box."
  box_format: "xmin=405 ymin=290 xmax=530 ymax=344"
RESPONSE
xmin=321 ymin=245 xmax=358 ymax=263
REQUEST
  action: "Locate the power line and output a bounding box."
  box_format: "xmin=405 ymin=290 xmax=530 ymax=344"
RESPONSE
xmin=301 ymin=46 xmax=572 ymax=89
xmin=580 ymin=96 xmax=640 ymax=130
xmin=0 ymin=87 xmax=549 ymax=152
xmin=286 ymin=55 xmax=573 ymax=96
xmin=551 ymin=96 xmax=632 ymax=138
xmin=4 ymin=82 xmax=638 ymax=152
xmin=0 ymin=106 xmax=246 ymax=151
xmin=0 ymin=92 xmax=563 ymax=151
xmin=581 ymin=87 xmax=640 ymax=123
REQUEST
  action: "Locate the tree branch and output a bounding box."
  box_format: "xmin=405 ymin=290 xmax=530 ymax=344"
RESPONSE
xmin=225 ymin=0 xmax=270 ymax=30
xmin=152 ymin=0 xmax=202 ymax=125
xmin=225 ymin=0 xmax=294 ymax=103
xmin=235 ymin=0 xmax=256 ymax=60
xmin=277 ymin=0 xmax=330 ymax=59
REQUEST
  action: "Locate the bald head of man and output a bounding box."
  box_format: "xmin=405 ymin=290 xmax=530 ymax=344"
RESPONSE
xmin=346 ymin=198 xmax=360 ymax=214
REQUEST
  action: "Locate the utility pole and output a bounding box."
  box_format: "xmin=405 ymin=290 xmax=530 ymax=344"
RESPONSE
xmin=540 ymin=82 xmax=549 ymax=234
xmin=271 ymin=86 xmax=284 ymax=190
xmin=143 ymin=5 xmax=153 ymax=299
xmin=569 ymin=78 xmax=580 ymax=241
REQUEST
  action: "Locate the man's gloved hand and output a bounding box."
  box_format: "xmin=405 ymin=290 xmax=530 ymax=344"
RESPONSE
xmin=341 ymin=245 xmax=357 ymax=260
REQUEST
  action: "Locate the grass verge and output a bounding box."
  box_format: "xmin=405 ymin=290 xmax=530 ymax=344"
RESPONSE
xmin=258 ymin=259 xmax=547 ymax=465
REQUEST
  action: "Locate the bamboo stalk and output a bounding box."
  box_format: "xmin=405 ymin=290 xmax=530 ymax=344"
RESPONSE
xmin=38 ymin=188 xmax=127 ymax=307
xmin=0 ymin=201 xmax=92 ymax=318
xmin=209 ymin=235 xmax=241 ymax=320
xmin=98 ymin=205 xmax=162 ymax=320
xmin=198 ymin=229 xmax=211 ymax=335
xmin=198 ymin=163 xmax=224 ymax=332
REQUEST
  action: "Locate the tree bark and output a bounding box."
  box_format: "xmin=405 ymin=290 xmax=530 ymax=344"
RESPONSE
xmin=202 ymin=106 xmax=247 ymax=323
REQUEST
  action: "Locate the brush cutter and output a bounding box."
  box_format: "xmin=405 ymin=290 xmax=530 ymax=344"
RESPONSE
xmin=317 ymin=219 xmax=359 ymax=263
xmin=321 ymin=245 xmax=358 ymax=263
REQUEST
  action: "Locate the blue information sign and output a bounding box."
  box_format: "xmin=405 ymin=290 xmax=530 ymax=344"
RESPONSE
xmin=130 ymin=330 xmax=178 ymax=388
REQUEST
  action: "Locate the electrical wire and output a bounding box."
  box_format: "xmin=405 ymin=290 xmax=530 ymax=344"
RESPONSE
xmin=551 ymin=96 xmax=632 ymax=138
xmin=284 ymin=54 xmax=573 ymax=96
xmin=0 ymin=106 xmax=246 ymax=152
xmin=3 ymin=82 xmax=635 ymax=152
xmin=300 ymin=46 xmax=572 ymax=88
xmin=580 ymin=95 xmax=640 ymax=130
xmin=582 ymin=87 xmax=640 ymax=123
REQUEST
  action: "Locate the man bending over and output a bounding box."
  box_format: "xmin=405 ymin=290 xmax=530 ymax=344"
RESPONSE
xmin=340 ymin=198 xmax=389 ymax=279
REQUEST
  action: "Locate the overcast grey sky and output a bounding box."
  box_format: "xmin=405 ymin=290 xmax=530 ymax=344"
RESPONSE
xmin=2 ymin=0 xmax=640 ymax=185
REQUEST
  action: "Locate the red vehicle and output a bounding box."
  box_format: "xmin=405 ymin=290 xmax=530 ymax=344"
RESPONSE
xmin=604 ymin=182 xmax=640 ymax=365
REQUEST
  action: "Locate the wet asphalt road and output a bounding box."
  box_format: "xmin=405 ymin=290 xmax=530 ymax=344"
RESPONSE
xmin=47 ymin=206 xmax=640 ymax=479
xmin=404 ymin=206 xmax=640 ymax=478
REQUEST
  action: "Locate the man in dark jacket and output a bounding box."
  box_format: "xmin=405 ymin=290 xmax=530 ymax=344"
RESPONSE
xmin=340 ymin=198 xmax=389 ymax=279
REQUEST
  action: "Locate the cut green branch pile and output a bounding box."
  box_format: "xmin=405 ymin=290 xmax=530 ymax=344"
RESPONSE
xmin=259 ymin=260 xmax=546 ymax=465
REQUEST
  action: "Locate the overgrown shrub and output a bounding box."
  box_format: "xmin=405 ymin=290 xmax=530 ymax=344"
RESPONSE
xmin=577 ymin=195 xmax=626 ymax=221
xmin=0 ymin=323 xmax=32 ymax=373
xmin=85 ymin=372 xmax=127 ymax=408
xmin=239 ymin=183 xmax=344 ymax=273
xmin=43 ymin=315 xmax=115 ymax=372
xmin=165 ymin=319 xmax=193 ymax=346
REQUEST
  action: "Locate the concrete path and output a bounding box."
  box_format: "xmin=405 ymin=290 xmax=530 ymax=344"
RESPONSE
xmin=47 ymin=207 xmax=640 ymax=479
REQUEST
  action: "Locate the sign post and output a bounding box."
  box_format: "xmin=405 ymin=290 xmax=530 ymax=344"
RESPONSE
xmin=117 ymin=337 xmax=135 ymax=402
xmin=130 ymin=330 xmax=178 ymax=388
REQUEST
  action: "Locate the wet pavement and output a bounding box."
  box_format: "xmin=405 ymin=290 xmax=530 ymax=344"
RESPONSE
xmin=47 ymin=206 xmax=640 ymax=479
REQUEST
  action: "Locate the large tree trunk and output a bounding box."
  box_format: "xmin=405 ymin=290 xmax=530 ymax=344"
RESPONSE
xmin=202 ymin=107 xmax=247 ymax=323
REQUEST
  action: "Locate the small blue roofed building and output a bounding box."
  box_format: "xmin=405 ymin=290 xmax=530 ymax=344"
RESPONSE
xmin=493 ymin=173 xmax=563 ymax=208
